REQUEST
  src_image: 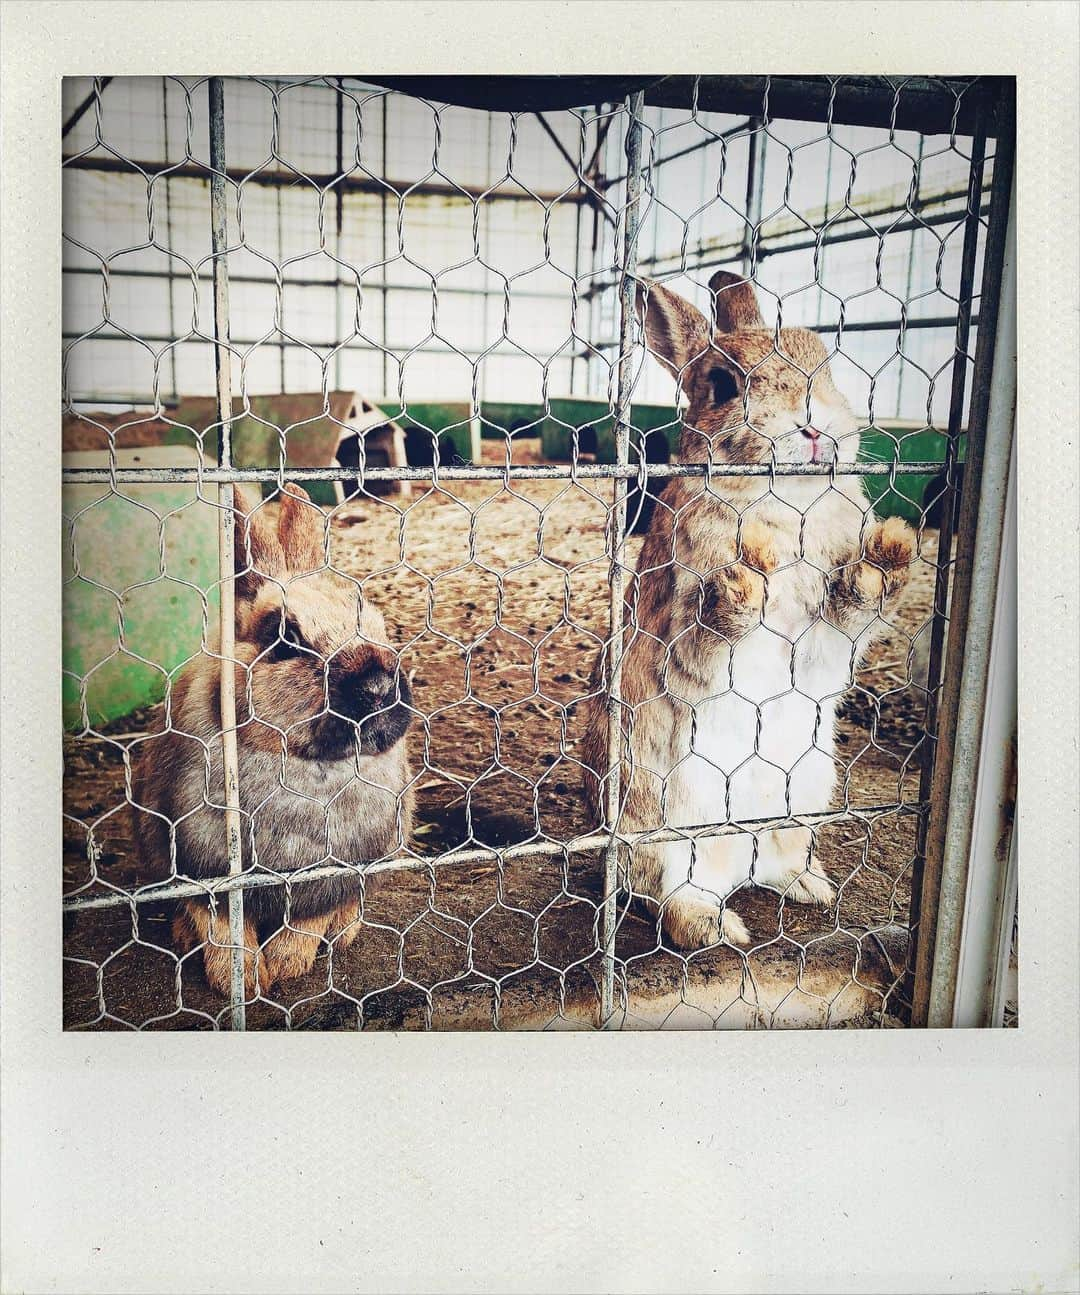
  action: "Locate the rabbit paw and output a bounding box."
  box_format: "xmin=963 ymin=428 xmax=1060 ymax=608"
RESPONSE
xmin=851 ymin=517 xmax=915 ymax=605
xmin=781 ymin=861 xmax=836 ymax=908
xmin=174 ymin=905 xmax=270 ymax=1000
xmin=701 ymin=520 xmax=778 ymax=631
xmin=661 ymin=890 xmax=751 ymax=951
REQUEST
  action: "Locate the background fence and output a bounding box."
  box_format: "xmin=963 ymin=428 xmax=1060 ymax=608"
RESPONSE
xmin=61 ymin=74 xmax=1017 ymax=1030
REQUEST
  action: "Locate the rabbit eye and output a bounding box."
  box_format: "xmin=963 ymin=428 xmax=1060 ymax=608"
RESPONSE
xmin=268 ymin=621 xmax=306 ymax=662
xmin=709 ymin=367 xmax=739 ymax=405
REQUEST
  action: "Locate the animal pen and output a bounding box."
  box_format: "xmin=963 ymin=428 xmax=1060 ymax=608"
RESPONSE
xmin=61 ymin=74 xmax=1017 ymax=1030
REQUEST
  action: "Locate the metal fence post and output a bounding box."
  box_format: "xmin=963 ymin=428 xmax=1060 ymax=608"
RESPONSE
xmin=912 ymin=155 xmax=1017 ymax=1028
xmin=599 ymin=91 xmax=644 ymax=1027
xmin=951 ymin=436 xmax=1017 ymax=1026
xmin=208 ymin=77 xmax=247 ymax=1030
xmin=903 ymin=118 xmax=988 ymax=1014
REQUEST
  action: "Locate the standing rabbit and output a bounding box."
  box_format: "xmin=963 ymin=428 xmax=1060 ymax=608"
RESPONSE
xmin=583 ymin=271 xmax=915 ymax=950
xmin=131 ymin=483 xmax=415 ymax=998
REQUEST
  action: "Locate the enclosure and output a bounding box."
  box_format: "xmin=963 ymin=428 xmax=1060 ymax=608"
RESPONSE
xmin=60 ymin=74 xmax=1018 ymax=1030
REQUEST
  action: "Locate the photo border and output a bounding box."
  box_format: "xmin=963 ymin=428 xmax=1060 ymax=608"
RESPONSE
xmin=2 ymin=4 xmax=1077 ymax=1292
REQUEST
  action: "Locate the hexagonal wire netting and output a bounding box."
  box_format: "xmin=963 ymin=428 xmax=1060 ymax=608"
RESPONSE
xmin=61 ymin=75 xmax=1016 ymax=1030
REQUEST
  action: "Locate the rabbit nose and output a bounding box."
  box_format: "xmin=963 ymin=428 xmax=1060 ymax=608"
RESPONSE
xmin=359 ymin=665 xmax=394 ymax=702
xmin=800 ymin=426 xmax=821 ymax=442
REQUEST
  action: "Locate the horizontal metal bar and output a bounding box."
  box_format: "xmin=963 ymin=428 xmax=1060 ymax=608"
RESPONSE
xmin=644 ymin=75 xmax=1004 ymax=137
xmin=61 ymin=460 xmax=951 ymax=485
xmin=634 ymin=201 xmax=990 ymax=278
xmin=571 ymin=313 xmax=977 ymax=357
xmin=62 ymin=262 xmax=581 ymax=303
xmin=63 ymin=799 xmax=926 ymax=914
xmin=758 ymin=204 xmax=991 ymax=261
xmin=65 ymin=311 xmax=974 ymax=355
xmin=62 ymin=330 xmax=500 ymax=357
xmin=600 ymin=117 xmax=753 ymax=189
xmin=818 ymin=314 xmax=979 ymax=335
xmin=61 ymin=152 xmax=594 ymax=207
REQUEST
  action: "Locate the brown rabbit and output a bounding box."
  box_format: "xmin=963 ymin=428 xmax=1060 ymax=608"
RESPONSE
xmin=583 ymin=271 xmax=915 ymax=951
xmin=130 ymin=483 xmax=415 ymax=999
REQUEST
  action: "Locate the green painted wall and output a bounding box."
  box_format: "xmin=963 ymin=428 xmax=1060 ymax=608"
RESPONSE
xmin=540 ymin=398 xmax=682 ymax=461
xmin=63 ymin=449 xmax=220 ymax=732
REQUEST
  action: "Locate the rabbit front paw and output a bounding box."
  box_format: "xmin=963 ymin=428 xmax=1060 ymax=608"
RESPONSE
xmin=831 ymin=517 xmax=915 ymax=619
xmin=174 ymin=903 xmax=270 ymax=1000
xmin=700 ymin=520 xmax=778 ymax=635
xmin=857 ymin=516 xmax=916 ymax=602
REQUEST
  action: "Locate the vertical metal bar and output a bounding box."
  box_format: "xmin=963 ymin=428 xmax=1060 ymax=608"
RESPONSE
xmin=990 ymin=827 xmax=1018 ymax=1028
xmin=586 ymin=103 xmax=607 ymax=399
xmin=380 ymin=97 xmax=389 ymax=398
xmin=161 ymin=77 xmax=180 ymax=403
xmin=276 ymin=178 xmax=286 ymax=394
xmin=952 ymin=436 xmax=1017 ymax=1026
xmin=740 ymin=116 xmax=766 ymax=277
xmin=333 ymin=79 xmax=345 ymax=392
xmin=904 ymin=120 xmax=988 ymax=1010
xmin=479 ymin=111 xmax=494 ymax=410
xmin=894 ymin=132 xmax=926 ymax=413
xmin=568 ymin=112 xmax=586 ymax=395
xmin=599 ymin=91 xmax=644 ymax=1027
xmin=912 ymin=89 xmax=1016 ymax=1027
xmin=924 ymin=199 xmax=1015 ymax=1028
xmin=208 ymin=76 xmax=247 ymax=1030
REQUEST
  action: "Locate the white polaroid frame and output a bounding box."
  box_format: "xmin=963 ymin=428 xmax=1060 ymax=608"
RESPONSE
xmin=1 ymin=4 xmax=1077 ymax=1292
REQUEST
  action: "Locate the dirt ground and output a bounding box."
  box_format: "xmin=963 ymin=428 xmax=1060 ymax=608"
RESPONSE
xmin=63 ymin=438 xmax=942 ymax=1030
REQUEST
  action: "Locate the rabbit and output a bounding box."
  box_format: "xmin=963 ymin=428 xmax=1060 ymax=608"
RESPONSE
xmin=583 ymin=270 xmax=915 ymax=951
xmin=130 ymin=482 xmax=415 ymax=999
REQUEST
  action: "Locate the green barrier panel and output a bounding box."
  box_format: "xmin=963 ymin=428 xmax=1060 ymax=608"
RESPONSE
xmin=860 ymin=423 xmax=965 ymax=524
xmin=540 ymin=404 xmax=962 ymax=523
xmin=161 ymin=394 xmax=349 ymax=506
xmin=62 ymin=447 xmax=220 ymax=731
xmin=540 ymin=398 xmax=682 ymax=461
xmin=382 ymin=401 xmax=479 ymax=466
xmin=479 ymin=401 xmax=549 ymax=439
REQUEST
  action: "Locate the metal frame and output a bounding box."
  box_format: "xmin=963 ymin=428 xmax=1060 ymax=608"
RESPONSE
xmin=909 ymin=86 xmax=1016 ymax=1026
xmin=61 ymin=74 xmax=1018 ymax=1031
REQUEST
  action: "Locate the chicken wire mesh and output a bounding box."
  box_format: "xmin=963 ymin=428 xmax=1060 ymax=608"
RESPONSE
xmin=61 ymin=74 xmax=1014 ymax=1030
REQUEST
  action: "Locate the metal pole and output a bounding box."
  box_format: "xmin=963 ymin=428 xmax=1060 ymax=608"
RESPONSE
xmin=333 ymin=79 xmax=345 ymax=392
xmin=904 ymin=121 xmax=987 ymax=1013
xmin=913 ymin=160 xmax=1017 ymax=1029
xmin=161 ymin=77 xmax=180 ymax=404
xmin=599 ymin=91 xmax=643 ymax=1027
xmin=63 ymin=459 xmax=951 ymax=486
xmin=64 ymin=798 xmax=920 ymax=915
xmin=208 ymin=77 xmax=247 ymax=1030
xmin=740 ymin=116 xmax=766 ymax=278
xmin=951 ymin=437 xmax=1017 ymax=1027
xmin=380 ymin=98 xmax=389 ymax=398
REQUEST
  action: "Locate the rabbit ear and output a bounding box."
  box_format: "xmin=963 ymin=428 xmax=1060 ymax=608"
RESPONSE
xmin=277 ymin=482 xmax=326 ymax=575
xmin=635 ymin=279 xmax=711 ymax=377
xmin=708 ymin=270 xmax=765 ymax=332
xmin=232 ymin=484 xmax=286 ymax=600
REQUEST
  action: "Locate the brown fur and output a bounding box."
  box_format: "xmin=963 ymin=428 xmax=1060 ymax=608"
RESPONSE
xmin=172 ymin=903 xmax=268 ymax=999
xmin=582 ymin=273 xmax=916 ymax=950
xmin=133 ymin=483 xmax=416 ymax=1001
